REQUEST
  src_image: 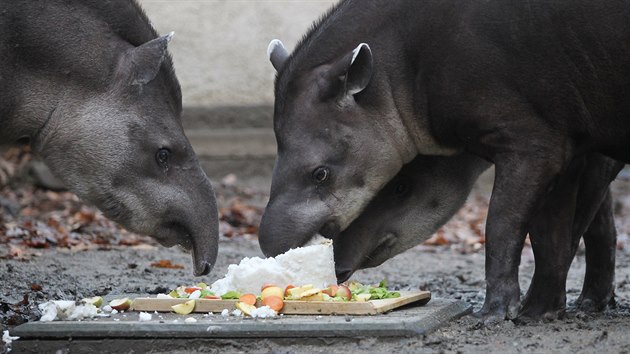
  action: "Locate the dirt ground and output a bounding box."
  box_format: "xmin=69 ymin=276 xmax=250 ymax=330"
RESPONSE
xmin=2 ymin=171 xmax=630 ymax=353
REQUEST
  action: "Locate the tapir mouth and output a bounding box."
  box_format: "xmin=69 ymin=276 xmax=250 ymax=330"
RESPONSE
xmin=335 ymin=232 xmax=398 ymax=283
xmin=360 ymin=232 xmax=398 ymax=268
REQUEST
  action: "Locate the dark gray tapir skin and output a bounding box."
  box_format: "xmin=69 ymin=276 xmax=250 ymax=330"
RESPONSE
xmin=336 ymin=152 xmax=622 ymax=320
xmin=261 ymin=0 xmax=630 ymax=322
xmin=0 ymin=0 xmax=218 ymax=276
xmin=334 ymin=153 xmax=490 ymax=279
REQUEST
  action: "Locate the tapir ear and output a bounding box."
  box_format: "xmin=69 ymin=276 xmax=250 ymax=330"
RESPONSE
xmin=128 ymin=32 xmax=173 ymax=86
xmin=268 ymin=39 xmax=289 ymax=71
xmin=343 ymin=43 xmax=373 ymax=96
xmin=327 ymin=43 xmax=373 ymax=98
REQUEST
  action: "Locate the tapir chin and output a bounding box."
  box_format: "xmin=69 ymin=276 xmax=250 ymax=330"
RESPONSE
xmin=0 ymin=0 xmax=218 ymax=276
xmin=260 ymin=0 xmax=630 ymax=322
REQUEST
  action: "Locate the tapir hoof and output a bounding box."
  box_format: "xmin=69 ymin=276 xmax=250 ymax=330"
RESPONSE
xmin=575 ymin=294 xmax=616 ymax=312
xmin=472 ymin=297 xmax=521 ymax=326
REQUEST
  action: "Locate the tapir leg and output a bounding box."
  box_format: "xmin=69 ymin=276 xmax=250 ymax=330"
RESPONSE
xmin=518 ymin=157 xmax=586 ymax=320
xmin=519 ymin=155 xmax=621 ymax=320
xmin=477 ymin=153 xmax=568 ymax=322
xmin=577 ymin=189 xmax=617 ymax=311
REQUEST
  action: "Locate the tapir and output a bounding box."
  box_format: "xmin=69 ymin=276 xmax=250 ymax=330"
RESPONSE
xmin=0 ymin=0 xmax=218 ymax=276
xmin=260 ymin=0 xmax=630 ymax=321
xmin=334 ymin=152 xmax=622 ymax=320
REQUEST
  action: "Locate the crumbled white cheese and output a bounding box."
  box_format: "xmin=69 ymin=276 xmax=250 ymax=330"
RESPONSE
xmin=138 ymin=312 xmax=152 ymax=322
xmin=188 ymin=290 xmax=201 ymax=299
xmin=156 ymin=294 xmax=171 ymax=299
xmin=102 ymin=305 xmax=113 ymax=312
xmin=249 ymin=306 xmax=277 ymax=318
xmin=184 ymin=317 xmax=197 ymax=323
xmin=231 ymin=309 xmax=243 ymax=317
xmin=38 ymin=301 xmax=97 ymax=322
xmin=2 ymin=330 xmax=19 ymax=351
xmin=210 ymin=236 xmax=336 ymax=295
xmin=221 ymin=309 xmax=230 ymax=317
xmin=111 ymin=309 xmax=118 ymax=315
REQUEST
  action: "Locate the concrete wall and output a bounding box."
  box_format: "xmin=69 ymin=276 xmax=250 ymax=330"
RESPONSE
xmin=139 ymin=0 xmax=336 ymax=108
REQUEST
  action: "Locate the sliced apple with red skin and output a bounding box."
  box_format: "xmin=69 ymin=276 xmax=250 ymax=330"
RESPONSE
xmin=335 ymin=285 xmax=352 ymax=301
xmin=322 ymin=285 xmax=339 ymax=297
xmin=261 ymin=286 xmax=284 ymax=300
xmin=284 ymin=285 xmax=295 ymax=298
xmin=109 ymin=298 xmax=132 ymax=311
xmin=172 ymin=299 xmax=196 ymax=315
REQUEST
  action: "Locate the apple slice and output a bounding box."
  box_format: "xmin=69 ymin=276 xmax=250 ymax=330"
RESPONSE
xmin=109 ymin=298 xmax=132 ymax=311
xmin=301 ymin=293 xmax=325 ymax=301
xmin=322 ymin=285 xmax=339 ymax=297
xmin=172 ymin=299 xmax=196 ymax=315
xmin=261 ymin=286 xmax=284 ymax=300
xmin=354 ymin=293 xmax=371 ymax=302
xmin=235 ymin=302 xmax=257 ymax=317
xmin=286 ymin=284 xmax=314 ymax=299
xmin=82 ymin=296 xmax=104 ymax=307
xmin=335 ymin=285 xmax=352 ymax=301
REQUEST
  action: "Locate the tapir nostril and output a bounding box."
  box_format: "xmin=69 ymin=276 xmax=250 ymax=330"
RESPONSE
xmin=194 ymin=261 xmax=211 ymax=276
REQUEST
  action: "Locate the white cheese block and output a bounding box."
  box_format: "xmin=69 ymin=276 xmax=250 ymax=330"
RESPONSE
xmin=210 ymin=236 xmax=336 ymax=295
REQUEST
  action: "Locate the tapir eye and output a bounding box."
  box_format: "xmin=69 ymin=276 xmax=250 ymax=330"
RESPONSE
xmin=394 ymin=179 xmax=411 ymax=195
xmin=156 ymin=148 xmax=170 ymax=168
xmin=312 ymin=166 xmax=330 ymax=183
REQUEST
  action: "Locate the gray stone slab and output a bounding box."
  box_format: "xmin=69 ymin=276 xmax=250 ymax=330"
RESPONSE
xmin=12 ymin=299 xmax=470 ymax=340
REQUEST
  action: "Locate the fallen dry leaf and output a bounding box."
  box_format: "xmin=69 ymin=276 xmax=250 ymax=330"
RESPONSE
xmin=150 ymin=259 xmax=184 ymax=269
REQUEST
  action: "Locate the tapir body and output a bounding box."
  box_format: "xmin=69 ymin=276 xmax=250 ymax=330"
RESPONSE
xmin=261 ymin=0 xmax=630 ymax=321
xmin=0 ymin=0 xmax=218 ymax=275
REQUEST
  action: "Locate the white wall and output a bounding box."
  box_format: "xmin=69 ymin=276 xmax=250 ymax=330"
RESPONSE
xmin=138 ymin=0 xmax=336 ymax=107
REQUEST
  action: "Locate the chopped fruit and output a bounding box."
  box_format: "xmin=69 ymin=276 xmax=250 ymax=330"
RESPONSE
xmin=203 ymin=295 xmax=221 ymax=300
xmin=335 ymin=285 xmax=352 ymax=301
xmin=239 ymin=293 xmax=257 ymax=306
xmin=184 ymin=287 xmax=202 ymax=294
xmin=235 ymin=302 xmax=257 ymax=317
xmin=109 ymin=298 xmax=132 ymax=311
xmin=196 ymin=282 xmax=208 ymax=289
xmin=354 ymin=293 xmax=371 ymax=302
xmin=172 ymin=299 xmax=196 ymax=315
xmin=284 ymin=285 xmax=295 ymax=297
xmin=298 ymin=288 xmax=322 ymax=299
xmin=286 ymin=284 xmax=314 ymax=299
xmin=261 ymin=283 xmax=276 ymax=291
xmin=301 ymin=293 xmax=325 ymax=301
xmin=322 ymin=285 xmax=339 ymax=297
xmin=262 ymin=296 xmax=284 ymax=312
xmin=168 ymin=290 xmax=179 ymax=298
xmin=82 ymin=296 xmax=104 ymax=307
xmin=261 ymin=286 xmax=284 ymax=300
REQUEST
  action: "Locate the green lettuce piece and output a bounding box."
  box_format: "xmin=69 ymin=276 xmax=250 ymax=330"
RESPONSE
xmin=199 ymin=290 xmax=215 ymax=298
xmin=220 ymin=291 xmax=242 ymax=300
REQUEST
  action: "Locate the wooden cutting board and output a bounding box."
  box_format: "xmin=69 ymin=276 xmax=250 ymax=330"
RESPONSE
xmin=132 ymin=291 xmax=430 ymax=315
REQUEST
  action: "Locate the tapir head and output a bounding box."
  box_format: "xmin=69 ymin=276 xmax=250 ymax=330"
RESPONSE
xmin=334 ymin=154 xmax=490 ymax=282
xmin=32 ymin=34 xmax=218 ymax=276
xmin=259 ymin=40 xmax=414 ymax=256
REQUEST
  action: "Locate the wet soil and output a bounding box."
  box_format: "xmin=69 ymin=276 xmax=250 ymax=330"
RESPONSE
xmin=2 ymin=173 xmax=630 ymax=353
